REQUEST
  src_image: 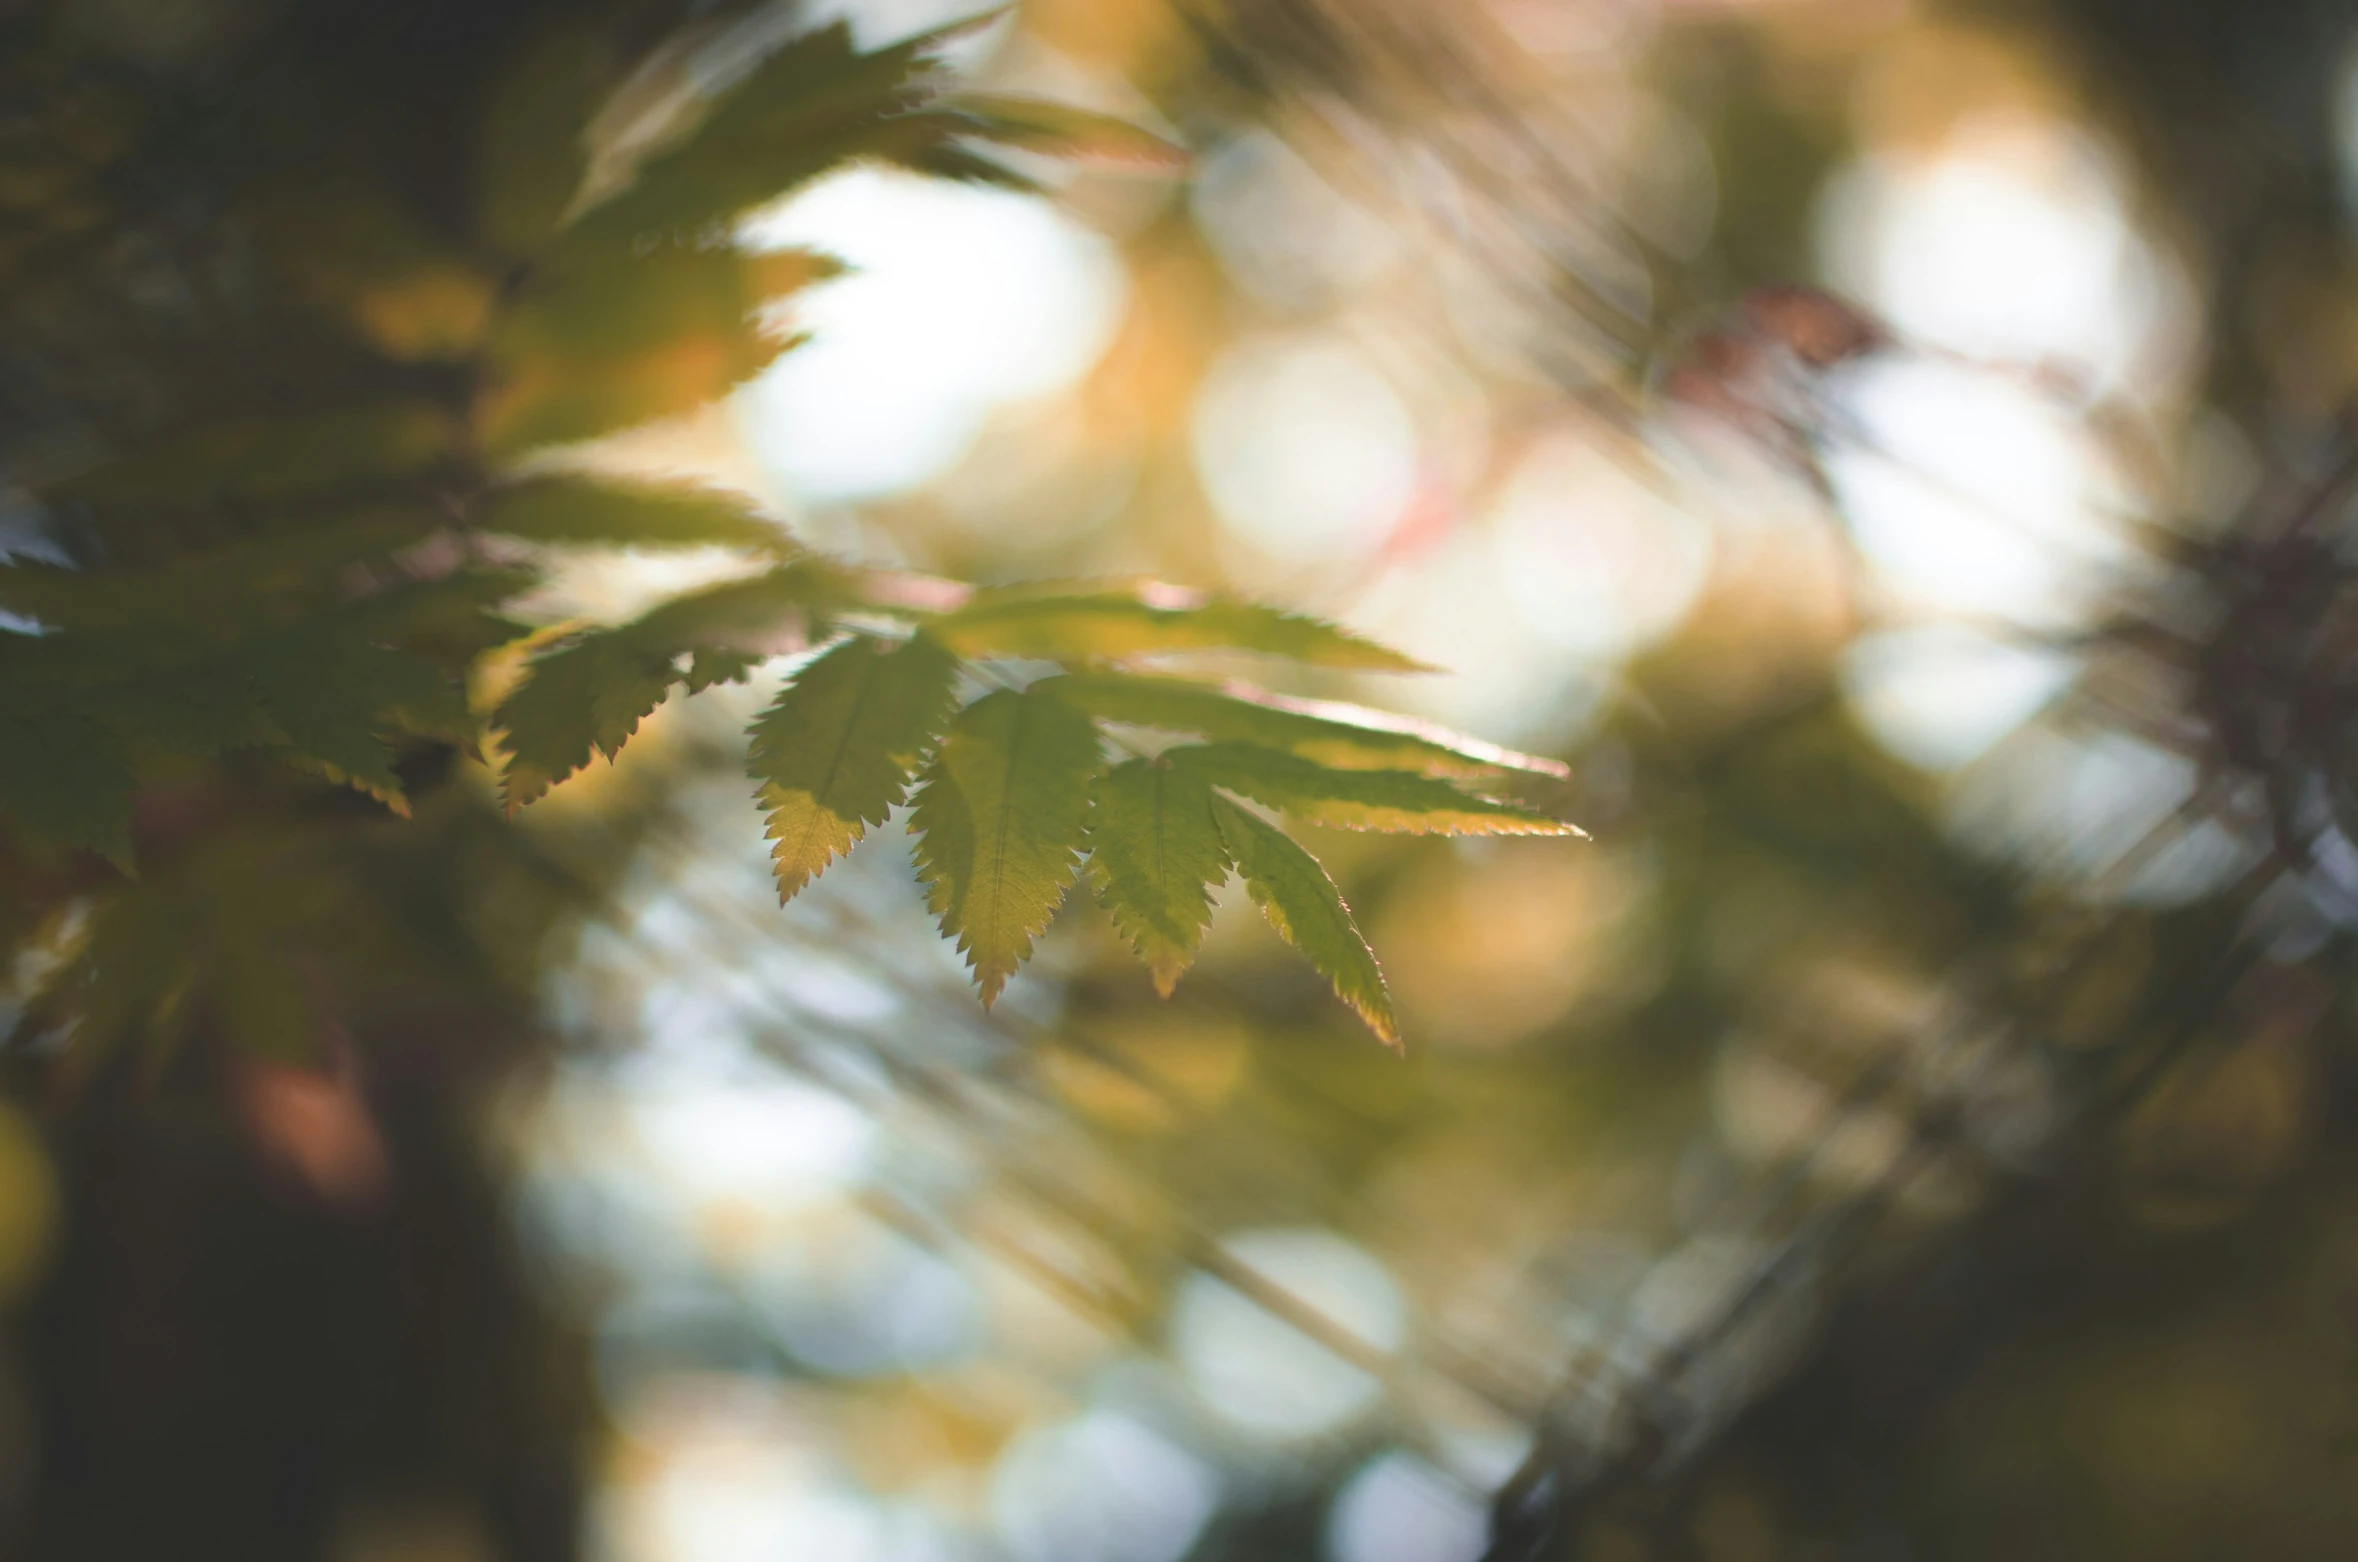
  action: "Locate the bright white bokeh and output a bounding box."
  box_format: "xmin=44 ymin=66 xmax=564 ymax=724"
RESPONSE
xmin=739 ymin=168 xmax=1127 ymax=502
xmin=1822 ymin=356 xmax=2132 ymax=629
xmin=1816 ymin=112 xmax=2178 ymax=391
xmin=990 ymin=1411 xmax=1221 ymax=1562
xmin=627 ymin=1078 xmax=878 ymax=1214
xmin=1326 ymin=1452 xmax=1487 ymax=1562
xmin=1171 ymin=1227 xmax=1408 ymax=1440
xmin=1841 ymin=623 xmax=2076 ymax=773
xmin=1488 ymin=435 xmax=1713 ymax=660
xmin=1193 ymin=336 xmax=1423 ymax=568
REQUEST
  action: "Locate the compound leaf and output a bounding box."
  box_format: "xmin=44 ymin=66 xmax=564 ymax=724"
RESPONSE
xmin=1212 ymin=796 xmax=1396 ymax=1047
xmin=909 ymin=685 xmax=1101 ymax=1005
xmin=1087 ymin=759 xmax=1230 ymax=996
xmin=748 ymin=632 xmax=959 ymax=902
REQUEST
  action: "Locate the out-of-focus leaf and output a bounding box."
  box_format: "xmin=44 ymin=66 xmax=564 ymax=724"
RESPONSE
xmin=1212 ymin=796 xmax=1396 ymax=1047
xmin=1056 ymin=670 xmax=1569 ymax=778
xmin=475 ymin=17 xmax=615 ymax=256
xmin=0 ymin=703 xmax=133 ymax=867
xmin=748 ymin=632 xmax=959 ymax=902
xmin=574 ymin=18 xmax=978 ymax=243
xmin=248 ymin=631 xmax=466 ymax=812
xmin=478 ymin=475 xmax=791 ymax=553
xmin=931 ymin=584 xmax=1434 ymax=672
xmin=475 ymin=323 xmax=801 ymax=458
xmin=63 ymin=402 xmax=456 ymax=505
xmin=497 ymin=242 xmax=840 ymax=360
xmin=910 ymin=685 xmax=1101 ymax=1004
xmin=1173 ymin=743 xmax=1581 ymax=835
xmin=247 ymin=181 xmax=495 ymax=360
xmin=1087 ymin=758 xmax=1230 ymax=996
xmin=931 ymin=94 xmax=1186 ymax=168
xmin=0 ymin=506 xmax=448 ymax=633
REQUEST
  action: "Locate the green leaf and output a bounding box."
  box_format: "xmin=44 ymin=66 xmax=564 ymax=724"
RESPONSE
xmin=931 ymin=583 xmax=1434 ymax=671
xmin=1055 ymin=670 xmax=1570 ymax=779
xmin=63 ymin=402 xmax=455 ymax=506
xmin=0 ymin=703 xmax=134 ymax=867
xmin=909 ymin=685 xmax=1102 ymax=1004
xmin=494 ymin=632 xmax=680 ymax=810
xmin=1172 ymin=744 xmax=1582 ymax=836
xmin=749 ymin=632 xmax=960 ymax=902
xmin=0 ymin=505 xmax=448 ymax=633
xmin=1211 ymin=796 xmax=1397 ymax=1047
xmin=474 ymin=319 xmax=802 ymax=458
xmin=478 ymin=475 xmax=791 ymax=553
xmin=496 ymin=564 xmax=836 ymax=808
xmin=1086 ymin=759 xmax=1230 ymax=996
xmin=474 ymin=18 xmax=615 ymax=256
xmin=574 ymin=19 xmax=980 ymax=243
xmin=248 ymin=631 xmax=459 ymax=812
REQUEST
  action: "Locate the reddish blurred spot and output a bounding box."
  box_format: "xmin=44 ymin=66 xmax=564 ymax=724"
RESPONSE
xmin=232 ymin=1051 xmax=390 ymax=1212
xmin=1375 ymin=476 xmax=1462 ymax=568
xmin=1742 ymin=285 xmax=1887 ymax=367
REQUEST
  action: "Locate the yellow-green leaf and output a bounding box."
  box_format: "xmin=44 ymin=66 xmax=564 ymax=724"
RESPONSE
xmin=931 ymin=583 xmax=1433 ymax=672
xmin=909 ymin=685 xmax=1102 ymax=1005
xmin=1056 ymin=670 xmax=1569 ymax=779
xmin=1211 ymin=796 xmax=1397 ymax=1048
xmin=478 ymin=475 xmax=791 ymax=553
xmin=748 ymin=633 xmax=959 ymax=902
xmin=495 ymin=565 xmax=838 ymax=809
xmin=1172 ymin=743 xmax=1582 ymax=836
xmin=1087 ymin=759 xmax=1230 ymax=996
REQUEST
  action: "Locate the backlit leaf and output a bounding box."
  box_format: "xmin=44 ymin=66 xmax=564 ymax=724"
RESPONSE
xmin=1173 ymin=743 xmax=1582 ymax=836
xmin=479 ymin=475 xmax=791 ymax=553
xmin=496 ymin=565 xmax=835 ymax=808
xmin=909 ymin=685 xmax=1101 ymax=1004
xmin=932 ymin=583 xmax=1433 ymax=671
xmin=575 ymin=19 xmax=979 ymax=243
xmin=1211 ymin=796 xmax=1396 ymax=1047
xmin=749 ymin=632 xmax=960 ymax=902
xmin=1056 ymin=670 xmax=1570 ymax=779
xmin=1087 ymin=759 xmax=1230 ymax=996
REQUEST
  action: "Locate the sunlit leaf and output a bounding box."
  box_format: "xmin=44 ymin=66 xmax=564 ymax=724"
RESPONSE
xmin=1087 ymin=759 xmax=1230 ymax=996
xmin=1056 ymin=670 xmax=1569 ymax=779
xmin=749 ymin=632 xmax=960 ymax=902
xmin=909 ymin=685 xmax=1101 ymax=1004
xmin=931 ymin=584 xmax=1433 ymax=671
xmin=1173 ymin=743 xmax=1581 ymax=836
xmin=1211 ymin=796 xmax=1396 ymax=1047
xmin=496 ymin=565 xmax=834 ymax=808
xmin=478 ymin=475 xmax=792 ymax=553
xmin=575 ymin=18 xmax=983 ymax=243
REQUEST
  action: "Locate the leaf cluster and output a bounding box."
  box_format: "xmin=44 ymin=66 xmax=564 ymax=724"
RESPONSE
xmin=0 ymin=0 xmax=1576 ymax=1053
